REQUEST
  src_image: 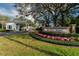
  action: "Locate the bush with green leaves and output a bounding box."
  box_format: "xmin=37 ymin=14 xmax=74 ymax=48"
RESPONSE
xmin=63 ymin=17 xmax=71 ymax=26
xmin=40 ymin=31 xmax=79 ymax=37
xmin=0 ymin=29 xmax=6 ymax=32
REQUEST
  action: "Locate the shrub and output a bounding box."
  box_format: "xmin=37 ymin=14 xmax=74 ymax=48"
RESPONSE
xmin=74 ymin=37 xmax=79 ymax=41
xmin=40 ymin=31 xmax=79 ymax=37
xmin=36 ymin=27 xmax=43 ymax=32
xmin=0 ymin=29 xmax=6 ymax=32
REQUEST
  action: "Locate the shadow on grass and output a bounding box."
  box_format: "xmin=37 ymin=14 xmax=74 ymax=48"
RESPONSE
xmin=5 ymin=37 xmax=62 ymax=56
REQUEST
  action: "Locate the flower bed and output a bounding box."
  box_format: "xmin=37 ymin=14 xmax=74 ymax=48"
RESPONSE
xmin=36 ymin=32 xmax=71 ymax=41
xmin=29 ymin=33 xmax=79 ymax=46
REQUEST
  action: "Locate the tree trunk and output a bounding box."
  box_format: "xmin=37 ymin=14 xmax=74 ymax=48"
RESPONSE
xmin=53 ymin=15 xmax=58 ymax=26
xmin=61 ymin=13 xmax=64 ymax=26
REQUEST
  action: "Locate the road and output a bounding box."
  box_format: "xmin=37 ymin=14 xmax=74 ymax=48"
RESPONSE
xmin=0 ymin=31 xmax=28 ymax=36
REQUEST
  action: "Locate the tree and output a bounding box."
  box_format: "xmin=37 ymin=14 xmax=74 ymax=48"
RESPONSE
xmin=15 ymin=3 xmax=79 ymax=27
xmin=0 ymin=15 xmax=9 ymax=29
xmin=41 ymin=3 xmax=79 ymax=26
xmin=74 ymin=16 xmax=79 ymax=25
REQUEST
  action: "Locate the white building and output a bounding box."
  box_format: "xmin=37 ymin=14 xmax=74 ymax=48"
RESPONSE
xmin=6 ymin=22 xmax=20 ymax=31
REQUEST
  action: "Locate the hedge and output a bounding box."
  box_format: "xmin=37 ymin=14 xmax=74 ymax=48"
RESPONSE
xmin=0 ymin=29 xmax=6 ymax=32
xmin=40 ymin=31 xmax=79 ymax=37
xmin=29 ymin=33 xmax=79 ymax=46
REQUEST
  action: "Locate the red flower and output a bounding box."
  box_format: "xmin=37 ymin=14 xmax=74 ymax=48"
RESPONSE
xmin=38 ymin=33 xmax=41 ymax=36
xmin=47 ymin=35 xmax=52 ymax=39
xmin=36 ymin=33 xmax=70 ymax=41
xmin=52 ymin=36 xmax=54 ymax=39
xmin=60 ymin=37 xmax=65 ymax=41
xmin=43 ymin=35 xmax=47 ymax=38
xmin=54 ymin=36 xmax=58 ymax=40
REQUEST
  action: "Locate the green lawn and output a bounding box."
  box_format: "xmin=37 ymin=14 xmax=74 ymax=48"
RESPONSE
xmin=0 ymin=34 xmax=79 ymax=56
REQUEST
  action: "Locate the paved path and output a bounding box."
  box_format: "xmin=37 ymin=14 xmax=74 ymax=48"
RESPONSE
xmin=0 ymin=31 xmax=28 ymax=36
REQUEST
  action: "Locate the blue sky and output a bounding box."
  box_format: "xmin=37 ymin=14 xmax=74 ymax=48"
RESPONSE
xmin=0 ymin=3 xmax=79 ymax=19
xmin=0 ymin=3 xmax=18 ymax=19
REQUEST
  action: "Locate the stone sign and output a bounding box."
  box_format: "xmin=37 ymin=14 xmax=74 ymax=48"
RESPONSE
xmin=43 ymin=27 xmax=70 ymax=34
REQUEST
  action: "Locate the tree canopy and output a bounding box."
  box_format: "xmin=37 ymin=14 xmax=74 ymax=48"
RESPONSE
xmin=15 ymin=3 xmax=79 ymax=27
xmin=0 ymin=15 xmax=9 ymax=21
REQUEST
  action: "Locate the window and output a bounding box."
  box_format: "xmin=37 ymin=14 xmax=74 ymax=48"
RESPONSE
xmin=8 ymin=25 xmax=12 ymax=30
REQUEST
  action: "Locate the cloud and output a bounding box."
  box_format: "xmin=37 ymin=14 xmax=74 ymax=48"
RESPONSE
xmin=0 ymin=7 xmax=18 ymax=18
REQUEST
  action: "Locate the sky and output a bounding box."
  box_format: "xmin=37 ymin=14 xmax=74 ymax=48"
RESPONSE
xmin=0 ymin=3 xmax=35 ymax=22
xmin=0 ymin=3 xmax=18 ymax=19
xmin=0 ymin=3 xmax=79 ymax=21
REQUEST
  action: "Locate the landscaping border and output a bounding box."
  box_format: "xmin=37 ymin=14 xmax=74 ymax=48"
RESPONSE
xmin=40 ymin=31 xmax=79 ymax=37
xmin=29 ymin=33 xmax=79 ymax=46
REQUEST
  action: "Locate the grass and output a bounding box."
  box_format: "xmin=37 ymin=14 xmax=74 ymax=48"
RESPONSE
xmin=0 ymin=36 xmax=48 ymax=56
xmin=0 ymin=34 xmax=79 ymax=56
xmin=5 ymin=34 xmax=79 ymax=56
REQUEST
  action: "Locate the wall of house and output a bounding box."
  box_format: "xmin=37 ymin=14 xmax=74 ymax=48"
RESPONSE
xmin=6 ymin=23 xmax=20 ymax=31
xmin=6 ymin=23 xmax=16 ymax=30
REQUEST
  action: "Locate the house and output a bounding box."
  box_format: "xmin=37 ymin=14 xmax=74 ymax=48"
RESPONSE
xmin=5 ymin=19 xmax=34 ymax=32
xmin=6 ymin=22 xmax=20 ymax=31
